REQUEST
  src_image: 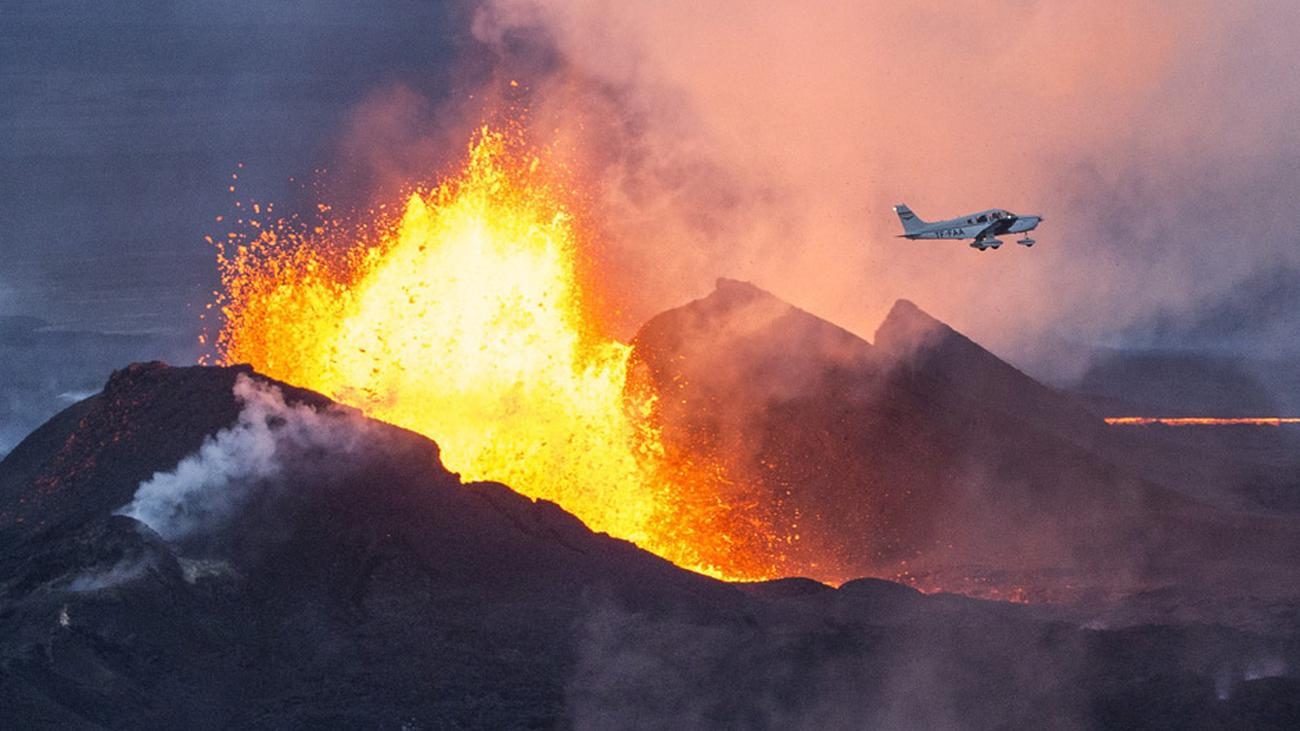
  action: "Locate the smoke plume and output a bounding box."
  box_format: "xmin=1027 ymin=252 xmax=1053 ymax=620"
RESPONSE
xmin=118 ymin=374 xmax=372 ymax=542
xmin=65 ymin=555 xmax=154 ymax=593
xmin=464 ymin=0 xmax=1300 ymax=372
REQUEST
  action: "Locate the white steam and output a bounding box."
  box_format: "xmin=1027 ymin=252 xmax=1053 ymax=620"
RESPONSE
xmin=66 ymin=556 xmax=153 ymax=592
xmin=118 ymin=374 xmax=371 ymax=541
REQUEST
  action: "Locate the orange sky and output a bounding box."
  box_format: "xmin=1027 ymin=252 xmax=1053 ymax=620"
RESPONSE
xmin=468 ymin=0 xmax=1300 ymax=371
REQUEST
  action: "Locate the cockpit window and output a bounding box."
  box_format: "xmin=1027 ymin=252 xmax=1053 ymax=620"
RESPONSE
xmin=977 ymin=214 xmax=988 ymax=223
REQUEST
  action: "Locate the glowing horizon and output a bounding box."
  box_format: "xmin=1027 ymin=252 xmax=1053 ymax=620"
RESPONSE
xmin=1104 ymin=417 xmax=1300 ymax=426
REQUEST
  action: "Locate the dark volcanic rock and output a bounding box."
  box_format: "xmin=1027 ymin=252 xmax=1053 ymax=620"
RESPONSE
xmin=632 ymin=281 xmax=1131 ymax=577
xmin=632 ymin=279 xmax=926 ymax=573
xmin=0 ymin=363 xmax=736 ymax=729
xmin=633 ymin=280 xmax=1300 ymax=602
xmin=874 ymin=298 xmax=1100 ymax=439
xmin=1067 ymin=347 xmax=1300 ymax=516
xmin=0 ymin=362 xmax=1298 ymax=728
xmin=0 ymin=362 xmax=332 ymax=546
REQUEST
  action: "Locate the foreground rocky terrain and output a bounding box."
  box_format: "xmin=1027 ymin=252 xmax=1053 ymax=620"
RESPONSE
xmin=1 ymin=361 xmax=1298 ymax=729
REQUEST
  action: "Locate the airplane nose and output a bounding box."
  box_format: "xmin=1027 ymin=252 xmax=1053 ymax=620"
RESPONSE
xmin=1009 ymin=215 xmax=1041 ymax=233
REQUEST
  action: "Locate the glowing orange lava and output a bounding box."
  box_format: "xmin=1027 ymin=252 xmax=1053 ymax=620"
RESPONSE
xmin=1104 ymin=417 xmax=1300 ymax=426
xmin=212 ymin=126 xmax=785 ymax=581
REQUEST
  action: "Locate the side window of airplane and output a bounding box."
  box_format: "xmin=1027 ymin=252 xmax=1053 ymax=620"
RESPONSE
xmin=977 ymin=215 xmax=988 ymax=223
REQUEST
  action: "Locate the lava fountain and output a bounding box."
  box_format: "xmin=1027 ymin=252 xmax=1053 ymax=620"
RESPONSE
xmin=1105 ymin=417 xmax=1300 ymax=426
xmin=212 ymin=126 xmax=786 ymax=580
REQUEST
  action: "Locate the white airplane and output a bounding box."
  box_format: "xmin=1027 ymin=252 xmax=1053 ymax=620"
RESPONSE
xmin=893 ymin=204 xmax=1042 ymax=251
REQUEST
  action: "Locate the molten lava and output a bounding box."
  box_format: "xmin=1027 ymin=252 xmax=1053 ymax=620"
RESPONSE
xmin=213 ymin=127 xmax=785 ymax=580
xmin=1105 ymin=417 xmax=1300 ymax=426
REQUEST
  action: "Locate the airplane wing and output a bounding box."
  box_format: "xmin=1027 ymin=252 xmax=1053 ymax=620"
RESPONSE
xmin=972 ymin=224 xmax=1000 ymax=243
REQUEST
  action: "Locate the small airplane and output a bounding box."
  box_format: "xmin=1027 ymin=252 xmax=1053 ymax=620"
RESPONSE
xmin=893 ymin=203 xmax=1043 ymax=251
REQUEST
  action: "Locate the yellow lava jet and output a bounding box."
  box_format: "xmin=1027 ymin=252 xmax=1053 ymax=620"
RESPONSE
xmin=213 ymin=126 xmax=784 ymax=581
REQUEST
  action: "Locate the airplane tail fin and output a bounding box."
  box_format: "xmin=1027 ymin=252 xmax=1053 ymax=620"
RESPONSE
xmin=893 ymin=204 xmax=926 ymax=235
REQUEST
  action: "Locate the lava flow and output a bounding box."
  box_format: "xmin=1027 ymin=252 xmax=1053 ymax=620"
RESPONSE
xmin=211 ymin=126 xmax=787 ymax=581
xmin=1105 ymin=417 xmax=1300 ymax=426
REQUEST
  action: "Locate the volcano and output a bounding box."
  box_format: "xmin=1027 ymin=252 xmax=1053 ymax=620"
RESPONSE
xmin=634 ymin=280 xmax=1300 ymax=599
xmin=0 ymin=362 xmax=738 ymax=727
xmin=3 ymin=301 xmax=1300 ymax=727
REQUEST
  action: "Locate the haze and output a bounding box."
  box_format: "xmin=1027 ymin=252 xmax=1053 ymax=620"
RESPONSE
xmin=3 ymin=0 xmax=1299 ymax=454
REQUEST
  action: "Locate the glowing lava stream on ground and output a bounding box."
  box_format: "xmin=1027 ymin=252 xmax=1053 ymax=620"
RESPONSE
xmin=211 ymin=126 xmax=787 ymax=581
xmin=1105 ymin=417 xmax=1300 ymax=426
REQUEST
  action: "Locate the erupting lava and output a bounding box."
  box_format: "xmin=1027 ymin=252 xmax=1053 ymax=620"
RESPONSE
xmin=212 ymin=127 xmax=785 ymax=580
xmin=1105 ymin=417 xmax=1300 ymax=426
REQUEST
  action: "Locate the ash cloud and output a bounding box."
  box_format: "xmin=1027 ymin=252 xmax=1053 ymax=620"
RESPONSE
xmin=1060 ymin=263 xmax=1300 ymax=414
xmin=118 ymin=374 xmax=373 ymax=542
xmin=8 ymin=1 xmax=1298 ymax=402
xmin=468 ymin=0 xmax=1300 ymax=376
xmin=1126 ymin=264 xmax=1300 ymax=357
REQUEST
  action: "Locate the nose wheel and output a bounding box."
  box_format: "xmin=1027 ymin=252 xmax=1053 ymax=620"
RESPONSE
xmin=1017 ymin=237 xmax=1035 ymax=247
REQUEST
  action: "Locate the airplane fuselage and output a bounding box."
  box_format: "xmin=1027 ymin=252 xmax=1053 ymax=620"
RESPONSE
xmin=893 ymin=204 xmax=1042 ymax=250
xmin=905 ymin=212 xmax=1041 ymax=239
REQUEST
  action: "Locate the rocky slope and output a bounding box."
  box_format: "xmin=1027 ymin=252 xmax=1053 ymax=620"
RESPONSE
xmin=1 ymin=354 xmax=1298 ymax=728
xmin=632 ymin=280 xmax=1300 ymax=599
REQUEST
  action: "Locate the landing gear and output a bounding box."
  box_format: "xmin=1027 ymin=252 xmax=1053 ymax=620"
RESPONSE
xmin=1017 ymin=237 xmax=1036 ymax=247
xmin=971 ymin=238 xmax=1002 ymax=251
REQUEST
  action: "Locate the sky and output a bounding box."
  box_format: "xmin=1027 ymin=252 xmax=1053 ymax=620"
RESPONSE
xmin=0 ymin=1 xmax=475 ymax=335
xmin=468 ymin=1 xmax=1300 ymax=354
xmin=3 ymin=0 xmax=1300 ymax=452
